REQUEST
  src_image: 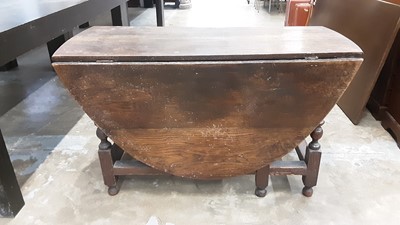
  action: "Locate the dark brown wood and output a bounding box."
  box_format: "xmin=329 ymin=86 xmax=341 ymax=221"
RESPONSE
xmin=0 ymin=129 xmax=24 ymax=217
xmin=382 ymin=111 xmax=400 ymax=148
xmin=302 ymin=121 xmax=323 ymax=197
xmin=54 ymin=59 xmax=360 ymax=179
xmin=254 ymin=123 xmax=323 ymax=198
xmin=53 ymin=26 xmax=362 ymax=179
xmin=368 ymin=30 xmax=400 ymax=147
xmin=382 ymin=112 xmax=400 ymax=147
xmin=382 ymin=67 xmax=400 ymax=146
xmin=52 ymin=26 xmax=362 ymax=62
xmin=295 ymin=140 xmax=307 ymax=161
xmin=368 ymin=31 xmax=399 ymax=121
xmin=309 ymin=0 xmax=400 ymax=124
xmin=96 ymin=128 xmax=120 ymax=196
xmin=384 ymin=0 xmax=400 ymax=5
xmin=114 ymin=155 xmax=166 ymax=176
xmin=269 ymin=161 xmax=307 ymax=176
xmin=255 ymin=166 xmax=270 ymax=197
xmin=95 ymin=119 xmax=323 ymax=196
xmin=97 ymin=135 xmax=322 ymax=197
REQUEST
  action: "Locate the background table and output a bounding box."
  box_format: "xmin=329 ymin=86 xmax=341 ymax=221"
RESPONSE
xmin=0 ymin=0 xmax=129 ymax=69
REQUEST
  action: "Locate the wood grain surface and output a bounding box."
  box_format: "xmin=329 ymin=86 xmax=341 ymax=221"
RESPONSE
xmin=52 ymin=26 xmax=362 ymax=62
xmin=53 ymin=59 xmax=362 ymax=178
xmin=53 ymin=26 xmax=362 ymax=179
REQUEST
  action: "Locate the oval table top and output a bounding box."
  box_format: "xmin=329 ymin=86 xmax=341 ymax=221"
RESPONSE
xmin=53 ymin=26 xmax=363 ymax=179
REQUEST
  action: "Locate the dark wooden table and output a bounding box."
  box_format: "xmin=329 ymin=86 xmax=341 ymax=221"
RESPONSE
xmin=0 ymin=0 xmax=129 ymax=216
xmin=52 ymin=26 xmax=363 ymax=196
xmin=0 ymin=0 xmax=129 ymax=69
xmin=0 ymin=129 xmax=24 ymax=217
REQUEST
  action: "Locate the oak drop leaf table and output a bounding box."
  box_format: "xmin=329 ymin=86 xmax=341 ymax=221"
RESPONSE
xmin=52 ymin=26 xmax=362 ymax=197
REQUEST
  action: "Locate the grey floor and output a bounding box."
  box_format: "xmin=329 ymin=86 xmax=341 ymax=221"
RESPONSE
xmin=1 ymin=0 xmax=400 ymax=224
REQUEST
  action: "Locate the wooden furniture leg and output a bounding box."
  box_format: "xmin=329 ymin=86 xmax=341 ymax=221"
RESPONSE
xmin=302 ymin=121 xmax=324 ymax=197
xmin=95 ymin=127 xmax=166 ymax=196
xmin=0 ymin=129 xmax=24 ymax=217
xmin=94 ymin=123 xmax=323 ymax=198
xmin=381 ymin=111 xmax=400 ymax=148
xmin=255 ymin=165 xmax=270 ymax=197
xmin=94 ymin=125 xmax=324 ymax=197
xmin=96 ymin=128 xmax=123 ymax=196
xmin=255 ymin=121 xmax=324 ymax=198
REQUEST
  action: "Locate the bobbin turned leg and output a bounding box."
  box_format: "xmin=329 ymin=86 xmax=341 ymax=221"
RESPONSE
xmin=255 ymin=165 xmax=270 ymax=197
xmin=302 ymin=121 xmax=324 ymax=197
xmin=96 ymin=128 xmax=119 ymax=196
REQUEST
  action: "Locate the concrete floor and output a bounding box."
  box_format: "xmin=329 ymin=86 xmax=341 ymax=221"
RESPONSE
xmin=1 ymin=0 xmax=400 ymax=224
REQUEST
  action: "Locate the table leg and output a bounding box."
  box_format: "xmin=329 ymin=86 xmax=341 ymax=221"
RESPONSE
xmin=156 ymin=0 xmax=165 ymax=27
xmin=0 ymin=129 xmax=24 ymax=217
xmin=96 ymin=128 xmax=123 ymax=196
xmin=111 ymin=1 xmax=129 ymax=26
xmin=79 ymin=22 xmax=90 ymax=28
xmin=0 ymin=59 xmax=18 ymax=71
xmin=302 ymin=121 xmax=324 ymax=197
xmin=255 ymin=165 xmax=270 ymax=197
xmin=47 ymin=32 xmax=73 ymax=62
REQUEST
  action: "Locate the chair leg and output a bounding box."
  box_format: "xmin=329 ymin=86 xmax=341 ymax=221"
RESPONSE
xmin=302 ymin=121 xmax=324 ymax=197
xmin=255 ymin=165 xmax=270 ymax=197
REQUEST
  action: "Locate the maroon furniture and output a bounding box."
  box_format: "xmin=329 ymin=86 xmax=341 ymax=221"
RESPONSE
xmin=285 ymin=0 xmax=313 ymax=26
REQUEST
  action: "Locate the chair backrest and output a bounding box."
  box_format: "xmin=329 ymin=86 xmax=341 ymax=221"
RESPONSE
xmin=285 ymin=0 xmax=314 ymax=26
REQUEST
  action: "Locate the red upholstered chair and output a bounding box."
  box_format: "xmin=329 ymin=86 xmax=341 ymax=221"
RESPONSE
xmin=285 ymin=0 xmax=313 ymax=26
